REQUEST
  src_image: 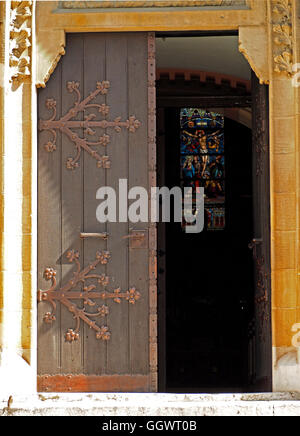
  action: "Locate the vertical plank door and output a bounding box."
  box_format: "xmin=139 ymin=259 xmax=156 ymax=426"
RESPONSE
xmin=250 ymin=71 xmax=272 ymax=391
xmin=37 ymin=33 xmax=157 ymax=393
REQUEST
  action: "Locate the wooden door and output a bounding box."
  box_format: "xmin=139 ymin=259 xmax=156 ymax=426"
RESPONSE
xmin=37 ymin=33 xmax=157 ymax=393
xmin=249 ymin=71 xmax=272 ymax=391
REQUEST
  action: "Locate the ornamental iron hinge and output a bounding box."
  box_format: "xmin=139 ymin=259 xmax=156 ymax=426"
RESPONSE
xmin=38 ymin=249 xmax=141 ymax=342
xmin=39 ymin=80 xmax=141 ymax=170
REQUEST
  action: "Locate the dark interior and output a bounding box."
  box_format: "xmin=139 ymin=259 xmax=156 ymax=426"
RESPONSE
xmin=157 ymin=108 xmax=255 ymax=393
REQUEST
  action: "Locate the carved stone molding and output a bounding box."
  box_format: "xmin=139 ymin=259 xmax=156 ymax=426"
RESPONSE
xmin=239 ymin=26 xmax=270 ymax=84
xmin=60 ymin=0 xmax=248 ymax=9
xmin=36 ymin=29 xmax=66 ymax=88
xmin=272 ymin=0 xmax=293 ymax=76
xmin=35 ymin=0 xmax=264 ymax=88
xmin=9 ymin=1 xmax=32 ymax=87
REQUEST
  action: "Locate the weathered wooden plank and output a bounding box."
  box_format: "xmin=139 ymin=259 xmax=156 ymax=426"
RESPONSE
xmin=127 ymin=33 xmax=149 ymax=375
xmin=105 ymin=34 xmax=130 ymax=375
xmin=60 ymin=34 xmax=84 ymax=373
xmin=83 ymin=33 xmax=107 ymax=375
xmin=37 ymin=62 xmax=62 ymax=375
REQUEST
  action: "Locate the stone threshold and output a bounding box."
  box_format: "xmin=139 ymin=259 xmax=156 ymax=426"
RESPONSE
xmin=1 ymin=393 xmax=300 ymax=416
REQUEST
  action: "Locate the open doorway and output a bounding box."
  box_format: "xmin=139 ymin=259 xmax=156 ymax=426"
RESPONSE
xmin=156 ymin=33 xmax=272 ymax=393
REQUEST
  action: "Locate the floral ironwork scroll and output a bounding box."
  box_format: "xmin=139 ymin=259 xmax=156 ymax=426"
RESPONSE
xmin=39 ymin=80 xmax=141 ymax=169
xmin=38 ymin=249 xmax=141 ymax=342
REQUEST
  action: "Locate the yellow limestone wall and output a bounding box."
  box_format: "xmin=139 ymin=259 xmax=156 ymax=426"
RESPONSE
xmin=270 ymin=0 xmax=300 ymax=390
xmin=0 ymin=0 xmax=36 ymax=395
xmin=0 ymin=0 xmax=299 ymax=393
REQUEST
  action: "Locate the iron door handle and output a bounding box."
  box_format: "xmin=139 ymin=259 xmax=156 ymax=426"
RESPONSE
xmin=248 ymin=238 xmax=262 ymax=250
xmin=123 ymin=230 xmax=147 ymax=249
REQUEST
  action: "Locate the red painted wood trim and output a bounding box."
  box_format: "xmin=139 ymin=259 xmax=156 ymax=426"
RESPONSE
xmin=37 ymin=374 xmax=150 ymax=393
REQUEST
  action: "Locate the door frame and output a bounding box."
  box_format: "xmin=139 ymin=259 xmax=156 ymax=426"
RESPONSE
xmin=18 ymin=0 xmax=297 ymax=393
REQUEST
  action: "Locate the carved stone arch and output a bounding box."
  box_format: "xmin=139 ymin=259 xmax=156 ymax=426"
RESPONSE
xmin=36 ymin=26 xmax=271 ymax=89
xmin=36 ymin=1 xmax=293 ymax=88
xmin=35 ymin=0 xmax=273 ymax=89
xmin=37 ymin=27 xmax=267 ymax=89
xmin=37 ymin=26 xmax=270 ymax=90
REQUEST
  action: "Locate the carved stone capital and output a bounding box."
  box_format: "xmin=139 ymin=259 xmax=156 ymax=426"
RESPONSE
xmin=272 ymin=0 xmax=293 ymax=76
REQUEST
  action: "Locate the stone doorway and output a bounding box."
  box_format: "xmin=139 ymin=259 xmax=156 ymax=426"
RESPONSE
xmin=156 ymin=34 xmax=272 ymax=393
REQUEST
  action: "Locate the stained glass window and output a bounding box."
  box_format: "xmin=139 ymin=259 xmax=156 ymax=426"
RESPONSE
xmin=180 ymin=108 xmax=225 ymax=231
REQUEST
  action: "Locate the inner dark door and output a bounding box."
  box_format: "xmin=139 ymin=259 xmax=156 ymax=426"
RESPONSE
xmin=157 ymin=73 xmax=271 ymax=393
